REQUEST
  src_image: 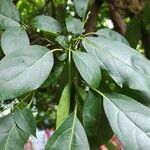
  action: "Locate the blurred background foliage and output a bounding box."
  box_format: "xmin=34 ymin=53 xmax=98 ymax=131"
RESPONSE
xmin=0 ymin=0 xmax=150 ymax=129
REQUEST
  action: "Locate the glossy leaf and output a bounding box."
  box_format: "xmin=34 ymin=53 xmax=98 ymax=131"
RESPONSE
xmin=74 ymin=0 xmax=89 ymax=18
xmin=1 ymin=27 xmax=30 ymax=55
xmin=56 ymin=83 xmax=70 ymax=129
xmin=73 ymin=51 xmax=101 ymax=88
xmin=45 ymin=113 xmax=90 ymax=150
xmin=66 ymin=17 xmax=84 ymax=35
xmin=82 ymin=37 xmax=150 ymax=92
xmin=0 ymin=45 xmax=54 ymax=101
xmin=104 ymin=93 xmax=150 ymax=150
xmin=31 ymin=15 xmax=62 ymax=34
xmin=0 ymin=0 xmax=20 ymax=30
xmin=96 ymin=28 xmax=129 ymax=45
xmin=83 ymin=91 xmax=112 ymax=149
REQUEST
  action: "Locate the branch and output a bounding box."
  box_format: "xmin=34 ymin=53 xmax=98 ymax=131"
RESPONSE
xmin=85 ymin=0 xmax=103 ymax=33
xmin=108 ymin=0 xmax=126 ymax=35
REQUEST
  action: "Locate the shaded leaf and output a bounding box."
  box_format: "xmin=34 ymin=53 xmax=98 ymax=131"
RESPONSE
xmin=73 ymin=51 xmax=101 ymax=88
xmin=41 ymin=63 xmax=64 ymax=88
xmin=83 ymin=91 xmax=112 ymax=149
xmin=0 ymin=45 xmax=54 ymax=101
xmin=45 ymin=113 xmax=90 ymax=150
xmin=1 ymin=27 xmax=30 ymax=55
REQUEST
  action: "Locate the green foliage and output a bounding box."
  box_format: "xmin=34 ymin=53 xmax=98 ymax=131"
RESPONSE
xmin=0 ymin=0 xmax=20 ymax=29
xmin=31 ymin=15 xmax=62 ymax=35
xmin=1 ymin=27 xmax=30 ymax=55
xmin=0 ymin=108 xmax=36 ymax=150
xmin=0 ymin=0 xmax=150 ymax=149
xmin=56 ymin=83 xmax=70 ymax=128
xmin=45 ymin=112 xmax=90 ymax=150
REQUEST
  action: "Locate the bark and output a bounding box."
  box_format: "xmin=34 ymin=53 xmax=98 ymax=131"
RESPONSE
xmin=85 ymin=0 xmax=104 ymax=33
xmin=108 ymin=0 xmax=126 ymax=35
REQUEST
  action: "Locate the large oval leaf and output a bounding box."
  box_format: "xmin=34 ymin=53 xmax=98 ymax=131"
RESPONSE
xmin=45 ymin=113 xmax=90 ymax=150
xmin=0 ymin=45 xmax=54 ymax=101
xmin=82 ymin=37 xmax=150 ymax=92
xmin=0 ymin=0 xmax=20 ymax=30
xmin=31 ymin=15 xmax=62 ymax=35
xmin=73 ymin=51 xmax=101 ymax=88
xmin=1 ymin=27 xmax=30 ymax=55
xmin=103 ymin=93 xmax=150 ymax=150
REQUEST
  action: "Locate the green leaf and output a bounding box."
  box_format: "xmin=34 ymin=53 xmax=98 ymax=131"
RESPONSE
xmin=14 ymin=108 xmax=36 ymax=137
xmin=96 ymin=28 xmax=129 ymax=45
xmin=41 ymin=63 xmax=64 ymax=88
xmin=0 ymin=0 xmax=20 ymax=30
xmin=31 ymin=15 xmax=62 ymax=35
xmin=1 ymin=27 xmax=30 ymax=55
xmin=73 ymin=51 xmax=101 ymax=88
xmin=66 ymin=17 xmax=84 ymax=35
xmin=56 ymin=83 xmax=70 ymax=129
xmin=103 ymin=93 xmax=150 ymax=150
xmin=126 ymin=16 xmax=141 ymax=48
xmin=0 ymin=114 xmax=30 ymax=150
xmin=45 ymin=113 xmax=90 ymax=150
xmin=0 ymin=45 xmax=54 ymax=101
xmin=55 ymin=35 xmax=69 ymax=48
xmin=82 ymin=37 xmax=150 ymax=92
xmin=83 ymin=91 xmax=112 ymax=149
xmin=74 ymin=0 xmax=89 ymax=18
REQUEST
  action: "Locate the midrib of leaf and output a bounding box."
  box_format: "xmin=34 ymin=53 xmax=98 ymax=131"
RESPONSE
xmin=4 ymin=124 xmax=16 ymax=150
xmin=0 ymin=51 xmax=52 ymax=88
xmin=68 ymin=105 xmax=77 ymax=150
xmin=73 ymin=51 xmax=96 ymax=79
xmin=0 ymin=14 xmax=20 ymax=26
xmin=84 ymin=38 xmax=150 ymax=81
